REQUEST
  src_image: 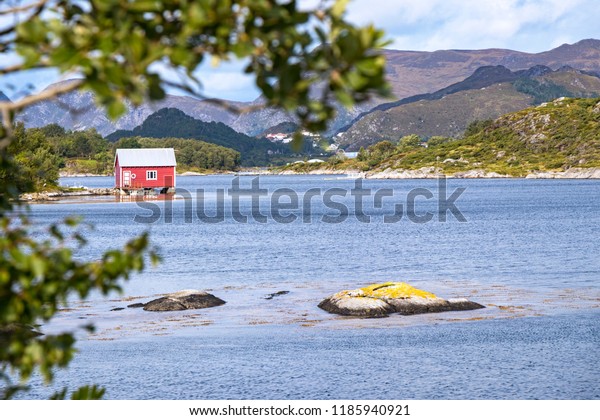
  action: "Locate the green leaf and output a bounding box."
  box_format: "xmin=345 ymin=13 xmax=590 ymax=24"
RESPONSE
xmin=335 ymin=89 xmax=354 ymax=108
xmin=106 ymin=100 xmax=127 ymax=119
xmin=70 ymin=385 xmax=106 ymax=400
xmin=331 ymin=0 xmax=350 ymax=19
xmin=127 ymin=1 xmax=161 ymax=12
xmin=30 ymin=255 xmax=46 ymax=279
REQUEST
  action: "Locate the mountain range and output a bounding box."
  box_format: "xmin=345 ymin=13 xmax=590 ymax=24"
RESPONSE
xmin=12 ymin=38 xmax=600 ymax=140
xmin=381 ymin=39 xmax=600 ymax=100
xmin=337 ymin=64 xmax=600 ymax=150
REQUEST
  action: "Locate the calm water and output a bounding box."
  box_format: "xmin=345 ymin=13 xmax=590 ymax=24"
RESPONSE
xmin=22 ymin=176 xmax=600 ymax=399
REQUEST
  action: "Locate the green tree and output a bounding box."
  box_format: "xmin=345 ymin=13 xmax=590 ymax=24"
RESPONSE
xmin=39 ymin=124 xmax=67 ymax=138
xmin=368 ymin=140 xmax=396 ymax=163
xmin=113 ymin=137 xmax=142 ymax=149
xmin=464 ymin=119 xmax=494 ymax=137
xmin=357 ymin=146 xmax=368 ymax=161
xmin=427 ymin=136 xmax=452 ymax=147
xmin=3 ymin=123 xmax=62 ymax=191
xmin=0 ymin=0 xmax=389 ymax=399
xmin=398 ymin=134 xmax=421 ymax=149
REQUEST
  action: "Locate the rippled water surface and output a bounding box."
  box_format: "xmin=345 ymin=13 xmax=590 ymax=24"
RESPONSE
xmin=23 ymin=176 xmax=600 ymax=399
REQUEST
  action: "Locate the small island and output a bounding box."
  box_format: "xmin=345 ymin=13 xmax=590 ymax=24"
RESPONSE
xmin=142 ymin=290 xmax=226 ymax=312
xmin=318 ymin=282 xmax=484 ymax=318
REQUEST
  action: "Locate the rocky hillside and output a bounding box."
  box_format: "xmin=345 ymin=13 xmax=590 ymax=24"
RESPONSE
xmin=338 ymin=66 xmax=600 ymax=150
xmin=15 ymin=39 xmax=600 ymax=137
xmin=324 ymin=98 xmax=600 ymax=177
xmin=16 ymin=81 xmax=369 ymax=137
xmin=17 ymin=81 xmax=241 ymax=136
xmin=228 ymin=92 xmax=372 ymax=136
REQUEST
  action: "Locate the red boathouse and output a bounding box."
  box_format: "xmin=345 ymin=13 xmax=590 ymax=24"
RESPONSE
xmin=114 ymin=148 xmax=177 ymax=192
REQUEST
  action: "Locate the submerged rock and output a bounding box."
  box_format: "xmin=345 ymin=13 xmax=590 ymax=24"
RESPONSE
xmin=143 ymin=290 xmax=226 ymax=312
xmin=263 ymin=291 xmax=290 ymax=300
xmin=318 ymin=282 xmax=484 ymax=318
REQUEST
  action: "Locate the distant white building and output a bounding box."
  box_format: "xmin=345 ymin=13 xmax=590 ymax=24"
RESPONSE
xmin=341 ymin=151 xmax=359 ymax=159
xmin=266 ymin=133 xmax=293 ymax=143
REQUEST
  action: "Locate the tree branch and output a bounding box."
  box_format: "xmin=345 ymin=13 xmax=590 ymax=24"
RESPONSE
xmin=0 ymin=23 xmax=17 ymax=37
xmin=0 ymin=0 xmax=48 ymax=16
xmin=1 ymin=79 xmax=83 ymax=111
xmin=161 ymin=80 xmax=266 ymax=115
xmin=0 ymin=0 xmax=48 ymax=37
xmin=0 ymin=79 xmax=84 ymax=139
xmin=0 ymin=61 xmax=50 ymax=75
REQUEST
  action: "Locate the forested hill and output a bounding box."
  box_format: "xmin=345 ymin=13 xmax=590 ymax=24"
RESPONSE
xmin=115 ymin=137 xmax=240 ymax=172
xmin=2 ymin=123 xmax=243 ymax=192
xmin=106 ymin=108 xmax=291 ymax=166
xmin=295 ymin=98 xmax=600 ymax=177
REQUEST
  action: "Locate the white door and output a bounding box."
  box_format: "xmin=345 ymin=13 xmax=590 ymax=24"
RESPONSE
xmin=123 ymin=170 xmax=131 ymax=187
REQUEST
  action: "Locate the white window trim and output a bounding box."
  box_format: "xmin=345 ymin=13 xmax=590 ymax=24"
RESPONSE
xmin=146 ymin=170 xmax=158 ymax=180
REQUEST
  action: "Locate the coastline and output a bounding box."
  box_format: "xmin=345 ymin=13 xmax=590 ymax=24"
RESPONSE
xmin=273 ymin=166 xmax=600 ymax=179
xmin=58 ymin=170 xmax=239 ymax=177
xmin=19 ymin=188 xmax=117 ymax=202
xmin=24 ymin=166 xmax=600 ymax=202
xmin=57 ymin=166 xmax=600 ymax=180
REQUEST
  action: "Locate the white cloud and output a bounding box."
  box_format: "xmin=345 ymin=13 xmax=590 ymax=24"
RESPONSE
xmin=1 ymin=0 xmax=599 ymax=101
xmin=195 ymin=71 xmax=258 ymax=102
xmin=345 ymin=0 xmax=597 ymax=52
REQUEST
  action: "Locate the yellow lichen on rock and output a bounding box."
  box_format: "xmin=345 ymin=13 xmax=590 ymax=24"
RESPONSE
xmin=360 ymin=282 xmax=437 ymax=299
xmin=319 ymin=282 xmax=483 ymax=317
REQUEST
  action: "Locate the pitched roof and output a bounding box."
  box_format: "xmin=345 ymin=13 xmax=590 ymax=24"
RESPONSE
xmin=115 ymin=148 xmax=177 ymax=167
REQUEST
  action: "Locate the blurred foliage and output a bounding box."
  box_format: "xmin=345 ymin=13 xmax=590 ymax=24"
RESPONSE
xmin=426 ymin=136 xmax=453 ymax=147
xmin=0 ymin=123 xmax=111 ymax=184
xmin=0 ymin=144 xmax=158 ymax=398
xmin=0 ymin=206 xmax=158 ymax=399
xmin=9 ymin=0 xmax=389 ymax=132
xmin=0 ymin=0 xmax=389 ymax=400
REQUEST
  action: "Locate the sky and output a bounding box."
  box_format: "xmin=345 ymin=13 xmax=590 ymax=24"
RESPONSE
xmin=1 ymin=0 xmax=600 ymax=102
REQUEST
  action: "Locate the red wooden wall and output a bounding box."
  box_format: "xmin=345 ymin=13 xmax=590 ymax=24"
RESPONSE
xmin=115 ymin=158 xmax=176 ymax=189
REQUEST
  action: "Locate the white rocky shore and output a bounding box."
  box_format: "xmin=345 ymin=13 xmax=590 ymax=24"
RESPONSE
xmin=277 ymin=166 xmax=600 ymax=179
xmin=524 ymin=167 xmax=600 ymax=179
xmin=19 ymin=187 xmax=116 ymax=202
xmin=366 ymin=167 xmax=513 ymax=179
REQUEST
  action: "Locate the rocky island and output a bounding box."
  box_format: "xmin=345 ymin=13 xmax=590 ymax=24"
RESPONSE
xmin=319 ymin=282 xmax=484 ymax=318
xmin=142 ymin=290 xmax=226 ymax=312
